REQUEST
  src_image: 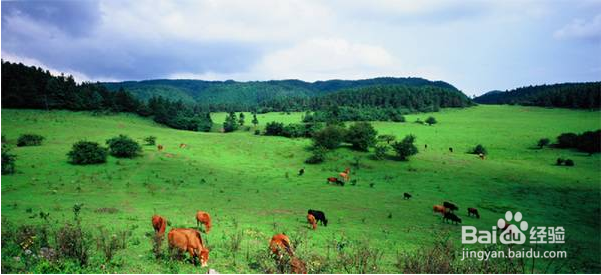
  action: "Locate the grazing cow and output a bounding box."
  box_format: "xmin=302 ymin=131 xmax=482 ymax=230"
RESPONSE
xmin=196 ymin=211 xmax=212 ymax=233
xmin=290 ymin=257 xmax=307 ymax=274
xmin=479 ymin=153 xmax=485 ymax=160
xmin=152 ymin=215 xmax=167 ymax=237
xmin=168 ymin=228 xmax=209 ymax=267
xmin=298 ymin=168 xmax=305 ymax=176
xmin=269 ymin=234 xmax=294 ymax=257
xmin=449 ymin=147 xmax=453 ymax=153
xmin=424 ymin=144 xmax=428 ymax=149
xmin=308 ymin=209 xmax=328 ymax=226
xmin=433 ymin=205 xmax=447 ymax=215
xmin=180 ymin=143 xmax=187 ymax=149
xmin=403 ymin=192 xmax=412 ymax=200
xmin=339 ymin=167 xmax=350 ymax=182
xmin=158 ymin=144 xmax=164 ymax=151
xmin=307 ymin=214 xmax=317 ymax=230
xmin=443 ymin=212 xmax=462 ymax=225
xmin=468 ymin=208 xmax=480 ymax=219
xmin=443 ymin=201 xmax=459 ymax=212
xmin=326 ymin=177 xmax=344 ymax=186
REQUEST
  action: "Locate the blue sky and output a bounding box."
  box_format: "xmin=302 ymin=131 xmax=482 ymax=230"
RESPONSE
xmin=1 ymin=0 xmax=600 ymax=95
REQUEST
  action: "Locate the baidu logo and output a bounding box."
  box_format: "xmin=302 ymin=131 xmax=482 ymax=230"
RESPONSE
xmin=497 ymin=211 xmax=528 ymax=244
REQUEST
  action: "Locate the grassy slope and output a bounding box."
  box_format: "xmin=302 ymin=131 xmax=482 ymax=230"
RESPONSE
xmin=1 ymin=105 xmax=600 ymax=273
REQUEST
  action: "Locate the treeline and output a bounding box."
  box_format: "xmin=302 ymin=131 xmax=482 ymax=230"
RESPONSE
xmin=1 ymin=61 xmax=213 ymax=132
xmin=474 ymin=82 xmax=601 ymax=109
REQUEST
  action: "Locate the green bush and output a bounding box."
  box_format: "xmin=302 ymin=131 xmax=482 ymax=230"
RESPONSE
xmin=305 ymin=146 xmax=327 ymax=164
xmin=254 ymin=129 xmax=261 ymax=135
xmin=222 ymin=112 xmax=239 ymax=133
xmin=264 ymin=121 xmax=285 ymax=136
xmin=391 ymin=135 xmax=418 ymax=160
xmin=17 ymin=134 xmax=44 ymax=147
xmin=143 ymin=136 xmax=156 ymax=145
xmin=106 ymin=135 xmax=141 ymax=158
xmin=374 ymin=144 xmax=388 ymax=160
xmin=2 ymin=145 xmax=16 ymax=174
xmin=312 ymin=125 xmax=347 ymax=149
xmin=556 ymin=133 xmax=578 ymax=148
xmin=282 ymin=123 xmax=306 ymax=138
xmin=346 ymin=122 xmax=378 ymax=151
xmin=537 ymin=138 xmax=550 ymax=148
xmin=67 ymin=141 xmax=108 ymax=165
xmin=425 ymin=116 xmax=437 ymax=125
xmin=470 ymin=144 xmax=488 ymax=155
xmin=564 ymin=159 xmax=574 ymax=166
xmin=556 ymin=158 xmax=564 ymax=165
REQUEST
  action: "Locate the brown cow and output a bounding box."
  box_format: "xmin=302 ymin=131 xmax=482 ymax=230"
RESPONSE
xmin=152 ymin=215 xmax=167 ymax=237
xmin=168 ymin=228 xmax=209 ymax=267
xmin=269 ymin=233 xmax=294 ymax=258
xmin=180 ymin=143 xmax=187 ymax=149
xmin=339 ymin=167 xmax=350 ymax=182
xmin=433 ymin=205 xmax=447 ymax=215
xmin=307 ymin=214 xmax=317 ymax=230
xmin=157 ymin=144 xmax=164 ymax=151
xmin=290 ymin=257 xmax=307 ymax=274
xmin=196 ymin=211 xmax=212 ymax=233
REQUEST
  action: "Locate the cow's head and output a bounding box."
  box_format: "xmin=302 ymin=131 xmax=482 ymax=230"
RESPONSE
xmin=200 ymin=248 xmax=209 ymax=267
xmin=324 ymin=219 xmax=328 ymax=227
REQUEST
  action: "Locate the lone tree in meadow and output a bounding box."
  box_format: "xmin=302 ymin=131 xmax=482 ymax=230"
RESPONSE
xmin=252 ymin=113 xmax=259 ymax=128
xmin=2 ymin=145 xmax=16 ymax=174
xmin=106 ymin=135 xmax=141 ymax=158
xmin=425 ymin=116 xmax=437 ymax=125
xmin=312 ymin=125 xmax=347 ymax=150
xmin=223 ymin=112 xmax=239 ymax=133
xmin=537 ymin=138 xmax=550 ymax=149
xmin=345 ymin=122 xmax=378 ymax=151
xmin=391 ymin=134 xmax=418 ymax=160
xmin=238 ymin=113 xmax=245 ymax=126
xmin=67 ymin=141 xmax=108 ymax=164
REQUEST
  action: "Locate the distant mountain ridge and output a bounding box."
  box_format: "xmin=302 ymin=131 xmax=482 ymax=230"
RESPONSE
xmin=102 ymin=77 xmax=462 ymax=107
xmin=474 ymin=82 xmax=601 ymax=109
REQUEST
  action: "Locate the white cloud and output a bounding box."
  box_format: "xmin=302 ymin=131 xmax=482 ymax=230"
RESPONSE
xmin=554 ymin=14 xmax=601 ymax=41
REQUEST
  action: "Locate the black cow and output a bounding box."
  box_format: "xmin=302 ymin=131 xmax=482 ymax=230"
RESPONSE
xmin=449 ymin=147 xmax=453 ymax=153
xmin=424 ymin=144 xmax=428 ymax=149
xmin=403 ymin=193 xmax=412 ymax=200
xmin=443 ymin=212 xmax=462 ymax=224
xmin=468 ymin=208 xmax=480 ymax=219
xmin=298 ymin=168 xmax=305 ymax=176
xmin=443 ymin=201 xmax=458 ymax=212
xmin=308 ymin=209 xmax=328 ymax=226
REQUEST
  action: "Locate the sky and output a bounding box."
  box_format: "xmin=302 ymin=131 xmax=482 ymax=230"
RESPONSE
xmin=1 ymin=0 xmax=600 ymax=95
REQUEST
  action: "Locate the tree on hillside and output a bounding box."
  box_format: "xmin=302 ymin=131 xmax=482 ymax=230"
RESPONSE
xmin=312 ymin=125 xmax=347 ymax=149
xmin=391 ymin=134 xmax=418 ymax=160
xmin=252 ymin=113 xmax=259 ymax=128
xmin=346 ymin=122 xmax=378 ymax=151
xmin=239 ymin=113 xmax=245 ymax=126
xmin=223 ymin=112 xmax=239 ymax=133
xmin=537 ymin=138 xmax=550 ymax=149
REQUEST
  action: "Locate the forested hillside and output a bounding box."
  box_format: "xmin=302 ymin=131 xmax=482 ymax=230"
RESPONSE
xmin=474 ymin=82 xmax=601 ymax=109
xmin=102 ymin=77 xmax=463 ymax=110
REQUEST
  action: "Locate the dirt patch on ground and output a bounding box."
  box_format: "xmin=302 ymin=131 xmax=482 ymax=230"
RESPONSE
xmin=94 ymin=207 xmax=119 ymax=214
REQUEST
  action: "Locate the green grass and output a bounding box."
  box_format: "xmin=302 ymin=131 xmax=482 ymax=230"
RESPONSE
xmin=1 ymin=105 xmax=600 ymax=273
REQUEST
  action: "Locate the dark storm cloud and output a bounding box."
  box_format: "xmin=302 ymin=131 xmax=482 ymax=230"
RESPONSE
xmin=1 ymin=0 xmax=262 ymax=80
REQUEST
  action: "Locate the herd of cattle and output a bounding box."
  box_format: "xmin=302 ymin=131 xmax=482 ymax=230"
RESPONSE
xmin=150 ymin=209 xmax=330 ymax=273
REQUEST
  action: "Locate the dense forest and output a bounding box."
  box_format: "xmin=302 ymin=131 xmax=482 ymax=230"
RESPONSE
xmin=102 ymin=77 xmax=465 ymax=111
xmin=1 ymin=60 xmax=213 ymax=131
xmin=2 ymin=60 xmax=472 ymax=131
xmin=474 ymin=82 xmax=601 ymax=109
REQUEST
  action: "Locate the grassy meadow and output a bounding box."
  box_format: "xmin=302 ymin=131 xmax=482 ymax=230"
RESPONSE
xmin=1 ymin=105 xmax=600 ymax=273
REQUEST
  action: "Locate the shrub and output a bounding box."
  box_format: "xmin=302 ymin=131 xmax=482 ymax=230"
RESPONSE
xmin=17 ymin=134 xmax=44 ymax=147
xmin=374 ymin=144 xmax=388 ymax=160
xmin=96 ymin=227 xmax=128 ymax=263
xmin=537 ymin=138 xmax=550 ymax=148
xmin=264 ymin=121 xmax=284 ymax=136
xmin=305 ymin=146 xmax=327 ymax=164
xmin=470 ymin=144 xmax=488 ymax=155
xmin=312 ymin=125 xmax=347 ymax=150
xmin=425 ymin=116 xmax=437 ymax=125
xmin=282 ymin=123 xmax=305 ymax=138
xmin=222 ymin=112 xmax=239 ymax=133
xmin=67 ymin=141 xmax=108 ymax=165
xmin=143 ymin=136 xmax=156 ymax=145
xmin=345 ymin=122 xmax=378 ymax=151
xmin=575 ymin=130 xmax=601 ymax=154
xmin=565 ymin=159 xmax=574 ymax=166
xmin=556 ymin=133 xmax=578 ymax=148
xmin=106 ymin=135 xmax=141 ymax=158
xmin=390 ymin=112 xmax=406 ymax=122
xmin=254 ymin=129 xmax=261 ymax=135
xmin=2 ymin=145 xmax=17 ymax=174
xmin=391 ymin=135 xmax=418 ymax=160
